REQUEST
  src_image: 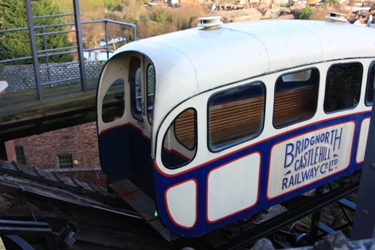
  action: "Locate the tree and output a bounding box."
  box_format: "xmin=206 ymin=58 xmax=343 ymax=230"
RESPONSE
xmin=170 ymin=6 xmax=205 ymax=30
xmin=299 ymin=6 xmax=312 ymax=20
xmin=81 ymin=21 xmax=103 ymax=61
xmin=0 ymin=0 xmax=73 ymax=64
xmin=143 ymin=6 xmax=178 ymax=37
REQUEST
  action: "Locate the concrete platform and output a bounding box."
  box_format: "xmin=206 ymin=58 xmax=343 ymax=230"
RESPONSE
xmin=0 ymin=79 xmax=122 ymax=141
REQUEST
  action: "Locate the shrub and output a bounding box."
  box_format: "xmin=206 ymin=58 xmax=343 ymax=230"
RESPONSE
xmin=299 ymin=6 xmax=312 ymax=19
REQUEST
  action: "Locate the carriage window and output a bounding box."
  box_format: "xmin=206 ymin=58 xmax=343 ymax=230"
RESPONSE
xmin=129 ymin=57 xmax=142 ymax=119
xmin=208 ymin=83 xmax=265 ymax=152
xmin=273 ymin=68 xmax=319 ymax=128
xmin=365 ymin=62 xmax=375 ymax=106
xmin=147 ymin=64 xmax=155 ymax=123
xmin=324 ymin=62 xmax=362 ymax=113
xmin=162 ymin=108 xmax=197 ymax=169
xmin=101 ymin=78 xmax=125 ymax=123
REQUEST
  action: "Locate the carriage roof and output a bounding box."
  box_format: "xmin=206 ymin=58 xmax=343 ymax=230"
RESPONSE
xmin=109 ymin=19 xmax=375 ymax=134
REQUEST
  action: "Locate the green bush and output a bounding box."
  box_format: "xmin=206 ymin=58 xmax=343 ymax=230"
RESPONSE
xmin=299 ymin=6 xmax=312 ymax=19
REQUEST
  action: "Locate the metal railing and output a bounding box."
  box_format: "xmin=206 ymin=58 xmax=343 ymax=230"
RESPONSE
xmin=0 ymin=0 xmax=136 ymax=100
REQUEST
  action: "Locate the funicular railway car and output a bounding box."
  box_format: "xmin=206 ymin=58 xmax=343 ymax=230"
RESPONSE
xmin=96 ymin=17 xmax=375 ymax=239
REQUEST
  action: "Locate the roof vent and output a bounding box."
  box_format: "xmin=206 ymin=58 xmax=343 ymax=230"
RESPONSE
xmin=325 ymin=12 xmax=347 ymax=22
xmin=198 ymin=16 xmax=223 ymax=30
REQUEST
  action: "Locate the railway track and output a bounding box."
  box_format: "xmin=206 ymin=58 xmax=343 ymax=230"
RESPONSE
xmin=0 ymin=160 xmax=359 ymax=249
xmin=0 ymin=160 xmax=193 ymax=249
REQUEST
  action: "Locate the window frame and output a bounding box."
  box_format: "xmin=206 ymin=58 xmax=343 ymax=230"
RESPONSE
xmin=324 ymin=62 xmax=363 ymax=113
xmin=129 ymin=56 xmax=142 ymax=120
xmin=207 ymin=82 xmax=266 ymax=152
xmin=15 ymin=145 xmax=26 ymax=165
xmin=147 ymin=64 xmax=155 ymax=123
xmin=273 ymin=68 xmax=320 ymax=129
xmin=162 ymin=108 xmax=198 ymax=169
xmin=365 ymin=61 xmax=375 ymax=107
xmin=57 ymin=154 xmax=74 ymax=169
xmin=101 ymin=78 xmax=125 ymax=123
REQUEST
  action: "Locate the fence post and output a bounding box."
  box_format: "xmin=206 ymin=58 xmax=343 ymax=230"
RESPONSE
xmin=104 ymin=20 xmax=110 ymax=60
xmin=41 ymin=26 xmax=52 ymax=85
xmin=25 ymin=0 xmax=44 ymax=100
xmin=73 ymin=0 xmax=87 ymax=92
xmin=132 ymin=24 xmax=137 ymax=42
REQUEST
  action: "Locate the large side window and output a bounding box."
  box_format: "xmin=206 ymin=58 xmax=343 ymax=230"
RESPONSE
xmin=162 ymin=109 xmax=197 ymax=169
xmin=101 ymin=78 xmax=125 ymax=123
xmin=129 ymin=57 xmax=141 ymax=119
xmin=273 ymin=68 xmax=319 ymax=128
xmin=147 ymin=64 xmax=155 ymax=123
xmin=365 ymin=61 xmax=375 ymax=106
xmin=324 ymin=62 xmax=362 ymax=113
xmin=208 ymin=83 xmax=265 ymax=152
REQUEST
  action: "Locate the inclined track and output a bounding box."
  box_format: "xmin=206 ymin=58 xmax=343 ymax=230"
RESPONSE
xmin=0 ymin=160 xmax=360 ymax=249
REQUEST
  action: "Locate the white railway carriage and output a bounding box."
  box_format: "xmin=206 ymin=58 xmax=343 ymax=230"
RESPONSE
xmin=97 ymin=18 xmax=375 ymax=238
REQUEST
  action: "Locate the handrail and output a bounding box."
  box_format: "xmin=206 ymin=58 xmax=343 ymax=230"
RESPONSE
xmin=0 ymin=0 xmax=136 ymax=100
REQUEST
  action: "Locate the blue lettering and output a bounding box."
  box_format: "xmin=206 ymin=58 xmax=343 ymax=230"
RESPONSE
xmin=315 ymin=134 xmax=321 ymax=144
xmin=319 ymin=147 xmax=325 ymax=162
xmin=304 ymin=138 xmax=310 ymax=151
xmin=309 ymin=168 xmax=314 ymax=179
xmin=308 ymin=148 xmax=314 ymax=166
xmin=325 ymin=132 xmax=330 ymax=143
xmin=282 ymin=128 xmax=344 ymax=191
xmin=314 ymin=146 xmax=319 ymax=164
xmin=295 ymin=172 xmax=301 ymax=184
xmin=314 ymin=165 xmax=319 ymax=175
xmin=284 ymin=143 xmax=294 ymax=168
xmin=301 ymin=169 xmax=310 ymax=182
xmin=310 ymin=136 xmax=315 ymax=146
xmin=320 ymin=163 xmax=327 ymax=174
xmin=295 ymin=140 xmax=301 ymax=157
xmin=282 ymin=178 xmax=288 ymax=190
xmin=294 ymin=159 xmax=300 ymax=171
xmin=303 ymin=152 xmax=308 ymax=167
xmin=333 ymin=127 xmax=342 ymax=151
xmin=327 ymin=148 xmax=331 ymax=160
xmin=289 ymin=175 xmax=294 ymax=187
xmin=320 ymin=133 xmax=325 ymax=143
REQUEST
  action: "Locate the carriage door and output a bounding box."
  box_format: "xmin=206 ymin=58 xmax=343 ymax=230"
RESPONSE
xmin=128 ymin=55 xmax=156 ymax=197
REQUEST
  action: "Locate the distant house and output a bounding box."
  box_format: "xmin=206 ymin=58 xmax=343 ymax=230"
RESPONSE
xmin=220 ymin=8 xmax=263 ymax=22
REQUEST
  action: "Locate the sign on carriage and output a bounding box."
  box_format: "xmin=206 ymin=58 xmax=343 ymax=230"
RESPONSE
xmin=267 ymin=122 xmax=355 ymax=199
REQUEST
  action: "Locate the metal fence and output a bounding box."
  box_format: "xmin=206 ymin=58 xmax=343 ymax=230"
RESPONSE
xmin=0 ymin=0 xmax=136 ymax=100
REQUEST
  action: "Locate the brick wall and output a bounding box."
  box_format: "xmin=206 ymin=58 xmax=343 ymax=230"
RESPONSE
xmin=2 ymin=61 xmax=109 ymax=187
xmin=4 ymin=141 xmax=16 ymax=162
xmin=12 ymin=122 xmax=107 ymax=187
